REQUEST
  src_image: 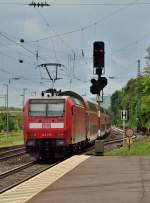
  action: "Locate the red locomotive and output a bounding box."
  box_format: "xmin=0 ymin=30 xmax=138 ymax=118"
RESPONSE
xmin=23 ymin=91 xmax=111 ymax=160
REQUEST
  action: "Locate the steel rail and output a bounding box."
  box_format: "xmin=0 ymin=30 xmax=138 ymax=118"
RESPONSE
xmin=0 ymin=146 xmax=25 ymax=156
xmin=0 ymin=161 xmax=35 ymax=179
xmin=104 ymin=136 xmax=136 ymax=145
xmin=0 ymin=147 xmax=26 ymax=161
xmin=0 ymin=160 xmax=63 ymax=194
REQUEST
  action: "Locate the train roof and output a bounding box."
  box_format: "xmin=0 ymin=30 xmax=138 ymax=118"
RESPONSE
xmin=26 ymin=91 xmax=111 ymax=114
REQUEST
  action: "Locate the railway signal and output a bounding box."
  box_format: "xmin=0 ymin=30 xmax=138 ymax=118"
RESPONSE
xmin=91 ymin=41 xmax=107 ymax=142
xmin=91 ymin=41 xmax=107 ymax=95
xmin=93 ymin=41 xmax=105 ymax=69
xmin=90 ymin=77 xmax=107 ymax=95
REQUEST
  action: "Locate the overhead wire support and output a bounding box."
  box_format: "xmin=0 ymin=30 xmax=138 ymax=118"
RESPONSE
xmin=28 ymin=1 xmax=50 ymax=7
xmin=37 ymin=63 xmax=64 ymax=83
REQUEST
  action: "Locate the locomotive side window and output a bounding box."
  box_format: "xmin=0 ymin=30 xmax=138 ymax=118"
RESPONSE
xmin=30 ymin=103 xmax=46 ymax=116
xmin=70 ymin=97 xmax=84 ymax=107
xmin=88 ymin=102 xmax=97 ymax=114
xmin=47 ymin=100 xmax=65 ymax=117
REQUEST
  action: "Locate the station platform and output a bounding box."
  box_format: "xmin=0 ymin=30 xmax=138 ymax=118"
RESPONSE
xmin=27 ymin=156 xmax=150 ymax=203
xmin=1 ymin=155 xmax=150 ymax=203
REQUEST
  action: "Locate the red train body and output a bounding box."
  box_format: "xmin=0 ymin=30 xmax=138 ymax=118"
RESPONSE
xmin=23 ymin=91 xmax=111 ymax=160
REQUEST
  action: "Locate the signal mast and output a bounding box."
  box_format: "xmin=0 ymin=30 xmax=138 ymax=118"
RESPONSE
xmin=90 ymin=41 xmax=107 ymax=138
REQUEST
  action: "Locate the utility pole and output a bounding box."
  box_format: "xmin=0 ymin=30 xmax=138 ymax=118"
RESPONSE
xmin=0 ymin=95 xmax=7 ymax=131
xmin=3 ymin=84 xmax=9 ymax=133
xmin=136 ymin=59 xmax=141 ymax=131
xmin=31 ymin=91 xmax=36 ymax=96
xmin=22 ymin=88 xmax=28 ymax=107
xmin=3 ymin=77 xmax=21 ymax=132
xmin=137 ymin=59 xmax=141 ymax=77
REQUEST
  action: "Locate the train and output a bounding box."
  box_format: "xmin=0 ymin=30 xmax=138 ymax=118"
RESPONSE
xmin=23 ymin=91 xmax=111 ymax=160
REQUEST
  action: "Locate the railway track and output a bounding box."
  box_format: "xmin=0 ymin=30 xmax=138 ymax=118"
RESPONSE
xmin=0 ymin=159 xmax=61 ymax=194
xmin=0 ymin=128 xmax=138 ymax=195
xmin=85 ymin=132 xmax=137 ymax=156
xmin=0 ymin=146 xmax=26 ymax=161
xmin=0 ymin=138 xmax=114 ymax=195
xmin=105 ymin=137 xmax=123 ymax=145
xmin=0 ymin=161 xmax=35 ymax=179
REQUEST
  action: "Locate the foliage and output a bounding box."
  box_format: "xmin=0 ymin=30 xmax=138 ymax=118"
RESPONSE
xmin=111 ymin=76 xmax=150 ymax=132
xmin=0 ymin=132 xmax=24 ymax=148
xmin=105 ymin=137 xmax=150 ymax=156
xmin=0 ymin=107 xmax=22 ymax=132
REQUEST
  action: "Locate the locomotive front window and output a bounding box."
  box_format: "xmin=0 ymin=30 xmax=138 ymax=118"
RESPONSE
xmin=29 ymin=99 xmax=65 ymax=117
xmin=47 ymin=101 xmax=65 ymax=117
xmin=30 ymin=104 xmax=46 ymax=116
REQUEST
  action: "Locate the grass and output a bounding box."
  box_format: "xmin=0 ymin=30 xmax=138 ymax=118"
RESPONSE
xmin=0 ymin=132 xmax=24 ymax=148
xmin=105 ymin=137 xmax=150 ymax=156
xmin=1 ymin=132 xmax=150 ymax=155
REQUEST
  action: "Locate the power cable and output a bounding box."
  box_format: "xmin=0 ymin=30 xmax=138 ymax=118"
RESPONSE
xmin=0 ymin=47 xmax=37 ymax=66
xmin=0 ymin=1 xmax=150 ymax=6
xmin=0 ymin=32 xmax=47 ymax=62
xmin=35 ymin=8 xmax=75 ymax=55
xmin=47 ymin=2 xmax=150 ymax=6
xmin=113 ymin=34 xmax=148 ymax=54
xmin=0 ymin=2 xmax=26 ymax=5
xmin=34 ymin=8 xmax=77 ymax=81
xmin=27 ymin=1 xmax=140 ymax=43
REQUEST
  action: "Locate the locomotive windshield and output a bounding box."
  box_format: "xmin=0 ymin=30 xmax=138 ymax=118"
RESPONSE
xmin=47 ymin=100 xmax=64 ymax=117
xmin=29 ymin=99 xmax=65 ymax=117
xmin=30 ymin=103 xmax=46 ymax=116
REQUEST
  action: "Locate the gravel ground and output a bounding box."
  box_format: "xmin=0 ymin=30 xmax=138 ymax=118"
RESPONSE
xmin=0 ymin=154 xmax=34 ymax=174
xmin=0 ymin=162 xmax=51 ymax=193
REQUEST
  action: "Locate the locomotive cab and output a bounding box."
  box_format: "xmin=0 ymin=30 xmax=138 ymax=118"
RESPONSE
xmin=24 ymin=97 xmax=70 ymax=159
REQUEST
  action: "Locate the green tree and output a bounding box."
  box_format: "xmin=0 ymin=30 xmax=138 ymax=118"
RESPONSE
xmin=111 ymin=76 xmax=150 ymax=133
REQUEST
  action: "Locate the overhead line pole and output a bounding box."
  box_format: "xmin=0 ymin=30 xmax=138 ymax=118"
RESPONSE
xmin=3 ymin=84 xmax=9 ymax=133
xmin=22 ymin=88 xmax=28 ymax=107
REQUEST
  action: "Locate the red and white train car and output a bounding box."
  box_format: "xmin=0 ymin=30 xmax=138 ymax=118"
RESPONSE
xmin=23 ymin=91 xmax=111 ymax=160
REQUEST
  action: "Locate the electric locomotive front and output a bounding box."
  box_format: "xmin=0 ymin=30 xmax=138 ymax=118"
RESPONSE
xmin=23 ymin=96 xmax=72 ymax=159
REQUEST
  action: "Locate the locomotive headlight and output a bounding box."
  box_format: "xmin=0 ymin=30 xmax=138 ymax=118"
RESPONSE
xmin=27 ymin=140 xmax=36 ymax=147
xmin=56 ymin=133 xmax=64 ymax=137
xmin=31 ymin=133 xmax=37 ymax=136
xmin=56 ymin=139 xmax=65 ymax=146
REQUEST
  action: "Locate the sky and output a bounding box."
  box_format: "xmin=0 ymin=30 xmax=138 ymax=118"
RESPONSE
xmin=0 ymin=0 xmax=150 ymax=107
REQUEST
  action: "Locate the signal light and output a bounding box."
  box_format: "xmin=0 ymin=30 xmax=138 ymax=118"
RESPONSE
xmin=90 ymin=77 xmax=107 ymax=95
xmin=93 ymin=41 xmax=105 ymax=68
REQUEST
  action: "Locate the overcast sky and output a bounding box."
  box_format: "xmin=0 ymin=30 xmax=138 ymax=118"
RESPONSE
xmin=0 ymin=0 xmax=149 ymax=107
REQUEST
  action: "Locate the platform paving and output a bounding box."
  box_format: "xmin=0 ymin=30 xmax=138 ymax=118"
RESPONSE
xmin=27 ymin=156 xmax=150 ymax=203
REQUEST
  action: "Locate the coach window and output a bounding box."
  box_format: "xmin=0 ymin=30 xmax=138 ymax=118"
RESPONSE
xmin=73 ymin=98 xmax=84 ymax=107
